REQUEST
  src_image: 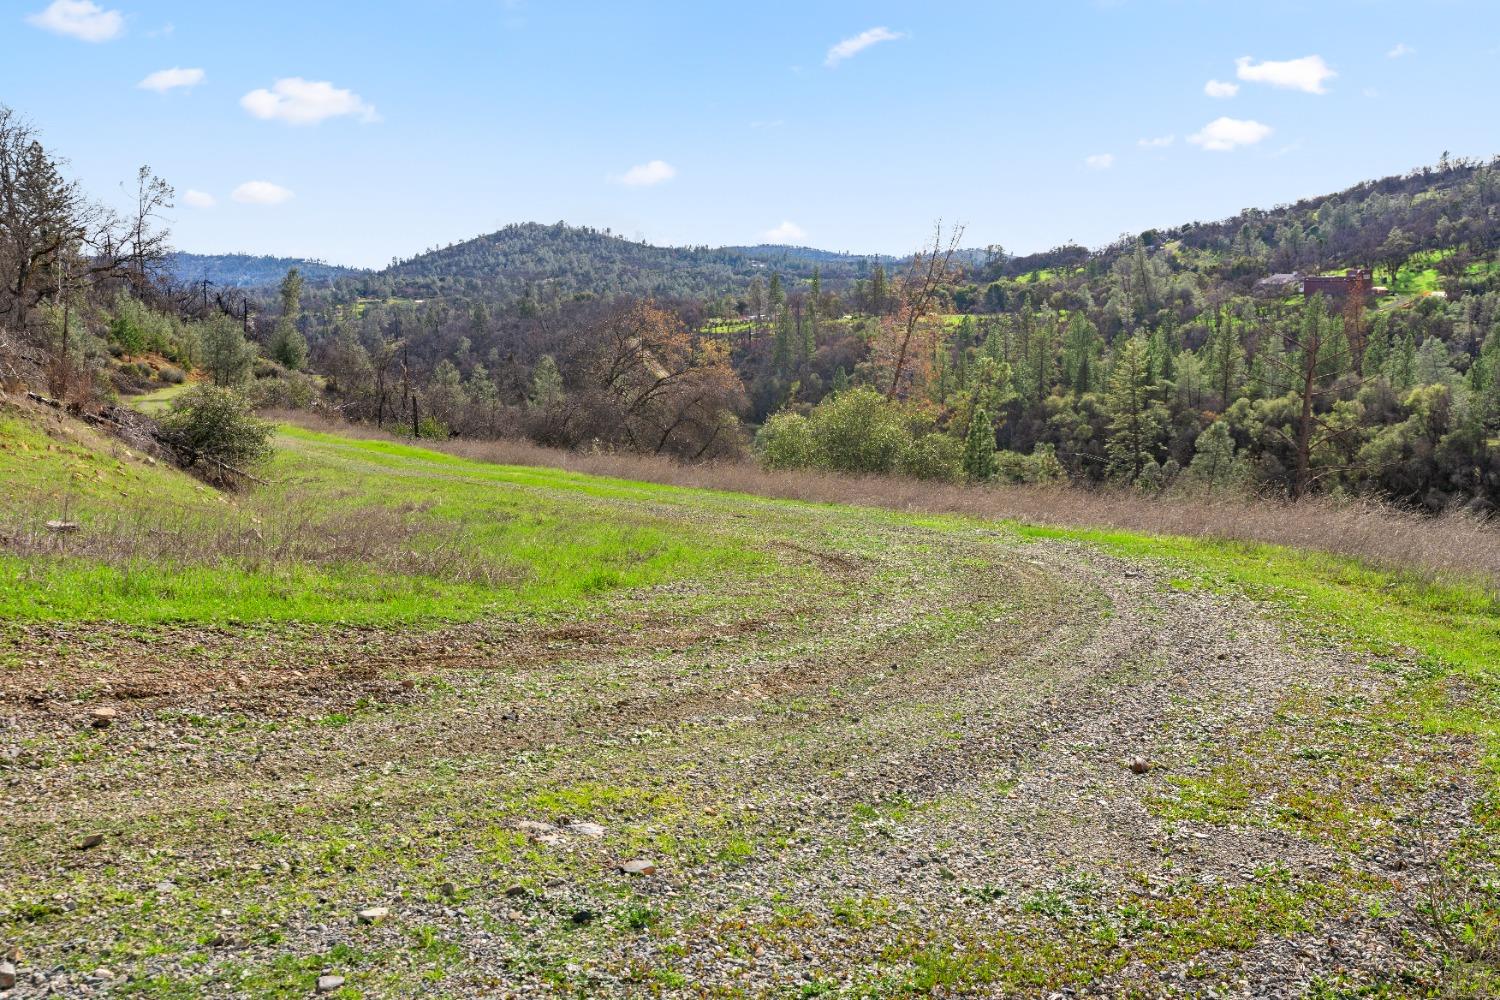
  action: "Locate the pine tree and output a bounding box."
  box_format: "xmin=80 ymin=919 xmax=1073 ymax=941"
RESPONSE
xmin=529 ymin=354 xmax=563 ymax=406
xmin=269 ymin=268 xmax=308 ymax=369
xmin=962 ymin=405 xmax=997 ymax=482
xmin=1384 ymin=331 xmax=1417 ymax=390
xmin=1104 ymin=336 xmax=1166 ymax=482
xmin=869 ymin=265 xmax=887 ymax=315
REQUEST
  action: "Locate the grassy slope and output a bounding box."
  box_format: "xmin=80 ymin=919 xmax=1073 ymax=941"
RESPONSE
xmin=2 ymin=408 xmax=1497 ymax=996
xmin=0 ymin=420 xmax=771 ymax=624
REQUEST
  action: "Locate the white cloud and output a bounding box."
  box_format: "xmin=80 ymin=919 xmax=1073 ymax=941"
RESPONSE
xmin=1234 ymin=55 xmax=1336 ymax=94
xmin=182 ymin=189 xmax=216 ymax=209
xmin=137 ymin=67 xmax=204 ymax=93
xmin=1085 ymin=153 xmax=1114 ymax=170
xmin=1188 ymin=117 xmax=1273 ymax=151
xmin=231 ymin=181 xmax=294 ymax=205
xmin=825 ymin=26 xmax=903 ymax=67
xmin=1204 ymin=79 xmax=1239 ymax=98
xmin=613 ymin=160 xmax=676 ymax=187
xmin=763 ymin=221 xmax=806 ymax=242
xmin=240 ymin=78 xmax=378 ymax=125
xmin=25 ymin=0 xmax=123 ymax=42
xmin=1137 ymin=134 xmax=1174 ymax=148
xmin=1387 ymin=42 xmax=1413 ymax=58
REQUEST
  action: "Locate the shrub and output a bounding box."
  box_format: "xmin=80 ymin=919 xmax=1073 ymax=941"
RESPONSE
xmin=898 ymin=432 xmax=962 ymax=482
xmin=754 ymin=387 xmax=961 ymax=481
xmin=756 ymin=412 xmax=818 ymax=470
xmin=994 ymin=444 xmax=1067 ymax=485
xmin=809 ymin=387 xmax=910 ymax=475
xmin=158 ymin=385 xmax=274 ymax=485
xmin=157 ymin=366 xmax=186 ymax=385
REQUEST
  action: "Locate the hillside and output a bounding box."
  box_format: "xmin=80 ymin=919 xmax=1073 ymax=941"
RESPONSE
xmin=166 ymin=253 xmax=365 ymax=289
xmin=2 ymin=401 xmax=1497 ymax=996
xmin=351 ymin=223 xmax=881 ymax=304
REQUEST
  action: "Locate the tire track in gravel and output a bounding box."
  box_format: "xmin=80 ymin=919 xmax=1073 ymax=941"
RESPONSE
xmin=0 ymin=516 xmax=1472 ymax=998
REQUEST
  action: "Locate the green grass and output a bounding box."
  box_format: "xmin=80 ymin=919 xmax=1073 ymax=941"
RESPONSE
xmin=0 ymin=418 xmax=775 ymax=624
xmin=131 ymin=382 xmax=193 ymax=415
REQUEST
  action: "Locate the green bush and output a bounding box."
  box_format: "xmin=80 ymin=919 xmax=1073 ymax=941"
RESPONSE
xmin=756 ymin=412 xmax=818 ymax=470
xmin=754 ymin=387 xmax=961 ymax=481
xmin=157 ymin=366 xmax=186 ymax=385
xmin=994 ymin=444 xmax=1067 ymax=484
xmin=158 ymin=385 xmax=274 ymax=485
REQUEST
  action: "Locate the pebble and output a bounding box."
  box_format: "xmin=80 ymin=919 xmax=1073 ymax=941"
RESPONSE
xmin=75 ymin=833 xmax=105 ymax=851
xmin=356 ymin=906 xmax=389 ymax=924
xmin=90 ymin=707 xmax=118 ymax=728
xmin=0 ymin=961 xmax=14 ymax=990
xmin=316 ymin=974 xmax=345 ymax=992
xmin=1128 ymin=756 xmax=1151 ymax=774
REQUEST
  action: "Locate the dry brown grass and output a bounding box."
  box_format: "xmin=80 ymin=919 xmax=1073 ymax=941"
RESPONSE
xmin=273 ymin=411 xmax=1500 ymax=590
xmin=0 ymin=490 xmax=518 ymax=587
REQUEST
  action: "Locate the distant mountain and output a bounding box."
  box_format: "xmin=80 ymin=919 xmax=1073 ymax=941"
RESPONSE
xmin=723 ymin=244 xmax=903 ymax=266
xmin=166 ymin=253 xmax=364 ymax=289
xmin=346 ymin=223 xmax=892 ymax=303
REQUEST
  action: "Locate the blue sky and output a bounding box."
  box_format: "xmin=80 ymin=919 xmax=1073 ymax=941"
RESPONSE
xmin=4 ymin=0 xmax=1496 ymax=268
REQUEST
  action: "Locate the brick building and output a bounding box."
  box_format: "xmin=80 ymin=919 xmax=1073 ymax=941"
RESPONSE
xmin=1302 ymin=268 xmax=1374 ymax=304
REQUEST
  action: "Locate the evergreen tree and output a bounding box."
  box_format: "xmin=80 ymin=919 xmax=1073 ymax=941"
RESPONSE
xmin=201 ymin=314 xmax=256 ymax=387
xmin=269 ymin=268 xmax=308 ymax=370
xmin=962 ymin=405 xmax=997 ymax=482
xmin=1104 ymin=336 xmax=1166 ymax=482
xmin=1205 ymin=305 xmax=1245 ymax=407
xmin=1384 ymin=331 xmax=1417 ymax=390
xmin=529 ymin=354 xmax=563 ymax=406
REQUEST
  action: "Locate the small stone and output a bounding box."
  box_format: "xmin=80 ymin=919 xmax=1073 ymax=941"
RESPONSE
xmin=399 ymin=679 xmax=415 ymax=690
xmin=566 ymin=821 xmax=606 ymax=838
xmin=356 ymin=906 xmax=389 ymax=924
xmin=514 ymin=820 xmax=556 ymax=835
xmin=1128 ymin=756 xmax=1151 ymax=775
xmin=76 ymin=833 xmax=105 ymax=851
xmin=316 ymin=974 xmax=345 ymax=992
xmin=0 ymin=961 xmax=15 ymax=990
xmin=619 ymin=859 xmax=657 ymax=876
xmin=503 ymin=885 xmax=529 ymax=898
xmin=91 ymin=968 xmax=113 ymax=981
xmin=89 ymin=707 xmax=118 ymax=729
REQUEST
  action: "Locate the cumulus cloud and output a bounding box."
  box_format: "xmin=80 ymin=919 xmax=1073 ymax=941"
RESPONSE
xmin=613 ymin=160 xmax=676 ymax=187
xmin=182 ymin=189 xmax=216 ymax=208
xmin=1234 ymin=55 xmax=1335 ymax=94
xmin=137 ymin=67 xmax=204 ymax=93
xmin=763 ymin=221 xmax=806 ymax=242
xmin=240 ymin=78 xmax=378 ymax=125
xmin=1204 ymin=79 xmax=1239 ymax=98
xmin=1137 ymin=134 xmax=1174 ymax=148
xmin=1085 ymin=153 xmax=1114 ymax=170
xmin=26 ymin=0 xmax=123 ymax=42
xmin=825 ymin=26 xmax=903 ymax=67
xmin=1387 ymin=42 xmax=1413 ymax=58
xmin=231 ymin=181 xmax=294 ymax=205
xmin=1188 ymin=117 xmax=1273 ymax=151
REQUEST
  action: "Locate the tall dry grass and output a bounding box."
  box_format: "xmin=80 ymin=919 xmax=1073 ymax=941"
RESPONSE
xmin=0 ymin=489 xmax=517 ymax=586
xmin=273 ymin=411 xmax=1500 ymax=590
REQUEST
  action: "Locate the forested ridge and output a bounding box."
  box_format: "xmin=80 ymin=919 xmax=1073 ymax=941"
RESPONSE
xmin=3 ymin=95 xmax=1498 ymax=512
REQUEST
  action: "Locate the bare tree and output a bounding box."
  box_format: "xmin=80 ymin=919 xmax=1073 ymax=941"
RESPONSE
xmin=886 ymin=221 xmax=964 ymax=400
